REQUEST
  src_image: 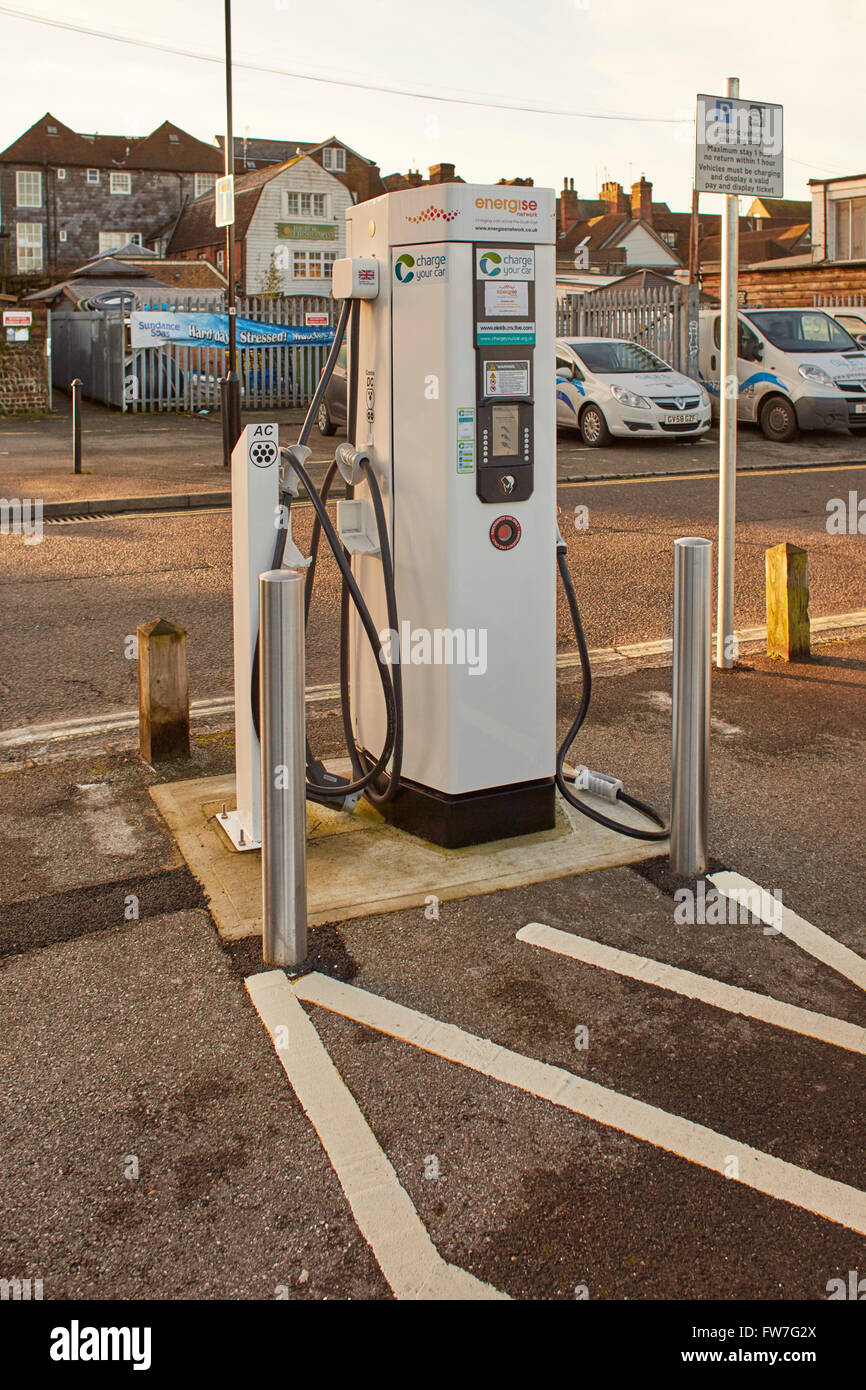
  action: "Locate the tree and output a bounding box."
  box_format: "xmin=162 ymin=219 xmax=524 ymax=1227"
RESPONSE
xmin=260 ymin=249 xmax=285 ymax=297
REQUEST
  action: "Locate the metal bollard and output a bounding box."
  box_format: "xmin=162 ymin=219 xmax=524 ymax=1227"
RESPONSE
xmin=259 ymin=568 xmax=307 ymax=969
xmin=71 ymin=378 xmax=82 ymax=474
xmin=670 ymin=537 xmax=712 ymax=877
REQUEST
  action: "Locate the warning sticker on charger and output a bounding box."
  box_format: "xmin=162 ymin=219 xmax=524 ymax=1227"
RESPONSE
xmin=484 ymin=360 xmax=530 ymax=397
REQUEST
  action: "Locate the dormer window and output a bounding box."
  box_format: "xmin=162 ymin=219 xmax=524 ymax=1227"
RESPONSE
xmin=322 ymin=146 xmax=346 ymax=173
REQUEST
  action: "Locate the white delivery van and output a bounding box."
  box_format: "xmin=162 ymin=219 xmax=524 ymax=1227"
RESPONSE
xmin=555 ymin=337 xmax=711 ymax=447
xmin=698 ymin=307 xmax=866 ymax=441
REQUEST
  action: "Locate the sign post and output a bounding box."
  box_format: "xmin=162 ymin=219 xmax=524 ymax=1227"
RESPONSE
xmin=695 ymin=85 xmax=783 ymax=669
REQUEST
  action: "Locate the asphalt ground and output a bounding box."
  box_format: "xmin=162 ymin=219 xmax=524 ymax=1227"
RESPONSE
xmin=1 ymin=458 xmax=864 ymax=728
xmin=1 ymin=642 xmax=865 ymax=1304
xmin=3 ymin=390 xmax=865 ymax=503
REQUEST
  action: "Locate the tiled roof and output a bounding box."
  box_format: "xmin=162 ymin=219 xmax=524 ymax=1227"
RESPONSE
xmin=0 ymin=113 xmax=222 ymax=172
xmin=168 ymin=153 xmax=333 ymax=252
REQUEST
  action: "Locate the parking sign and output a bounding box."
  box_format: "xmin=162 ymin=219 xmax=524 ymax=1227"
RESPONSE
xmin=695 ymin=94 xmax=783 ymax=197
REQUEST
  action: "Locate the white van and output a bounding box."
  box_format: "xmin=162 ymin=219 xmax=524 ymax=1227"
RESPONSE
xmin=555 ymin=337 xmax=711 ymax=447
xmin=698 ymin=307 xmax=866 ymax=441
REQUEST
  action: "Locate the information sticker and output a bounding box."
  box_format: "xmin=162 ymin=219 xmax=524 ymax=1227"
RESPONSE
xmin=484 ymin=280 xmax=529 ymax=317
xmin=484 ymin=360 xmax=530 ymax=398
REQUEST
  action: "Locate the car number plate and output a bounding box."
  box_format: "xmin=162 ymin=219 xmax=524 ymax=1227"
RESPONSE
xmin=665 ymin=413 xmax=698 ymax=424
xmin=853 ymin=402 xmax=866 ymax=414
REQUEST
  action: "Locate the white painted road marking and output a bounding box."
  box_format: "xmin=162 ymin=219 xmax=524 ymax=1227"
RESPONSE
xmin=246 ymin=970 xmax=508 ymax=1301
xmin=711 ymin=872 xmax=866 ymax=994
xmin=517 ymin=922 xmax=866 ymax=1056
xmin=294 ymin=971 xmax=866 ymax=1237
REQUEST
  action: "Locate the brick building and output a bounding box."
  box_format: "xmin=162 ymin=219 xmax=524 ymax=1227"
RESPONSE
xmin=0 ymin=113 xmax=224 ymax=282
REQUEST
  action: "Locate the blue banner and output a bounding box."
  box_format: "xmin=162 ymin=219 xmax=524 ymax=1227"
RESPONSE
xmin=130 ymin=310 xmax=335 ymax=350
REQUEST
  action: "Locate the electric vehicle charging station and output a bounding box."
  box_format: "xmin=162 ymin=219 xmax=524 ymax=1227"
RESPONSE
xmin=223 ymin=182 xmax=670 ymax=875
xmin=337 ymin=183 xmax=559 ymax=846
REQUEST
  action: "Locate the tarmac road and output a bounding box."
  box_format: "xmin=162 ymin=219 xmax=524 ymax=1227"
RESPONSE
xmin=0 ymin=458 xmax=864 ymax=729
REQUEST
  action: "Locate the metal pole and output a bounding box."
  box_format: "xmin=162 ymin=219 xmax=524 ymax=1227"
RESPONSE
xmin=717 ymin=75 xmax=740 ymax=670
xmin=223 ymin=0 xmax=241 ymax=461
xmin=71 ymin=377 xmax=82 ymax=473
xmin=670 ymin=537 xmax=711 ymax=877
xmin=259 ymin=568 xmax=307 ymax=969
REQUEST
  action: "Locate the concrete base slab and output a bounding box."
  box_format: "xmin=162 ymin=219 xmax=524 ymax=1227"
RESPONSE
xmin=150 ymin=767 xmax=665 ymax=940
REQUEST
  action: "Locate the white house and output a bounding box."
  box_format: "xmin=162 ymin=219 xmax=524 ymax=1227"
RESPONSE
xmin=169 ymin=153 xmax=353 ymax=295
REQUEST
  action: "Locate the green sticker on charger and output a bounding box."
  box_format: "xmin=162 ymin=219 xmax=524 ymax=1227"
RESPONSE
xmin=457 ymin=407 xmax=475 ymax=473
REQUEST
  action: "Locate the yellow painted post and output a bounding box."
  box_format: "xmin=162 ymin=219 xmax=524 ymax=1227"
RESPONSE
xmin=138 ymin=617 xmax=190 ymax=762
xmin=765 ymin=542 xmax=810 ymax=661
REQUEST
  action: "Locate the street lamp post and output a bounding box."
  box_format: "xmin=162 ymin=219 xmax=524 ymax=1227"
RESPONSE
xmin=222 ymin=0 xmax=241 ymax=465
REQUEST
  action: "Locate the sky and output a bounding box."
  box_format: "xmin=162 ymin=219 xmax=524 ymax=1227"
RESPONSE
xmin=0 ymin=0 xmax=862 ymax=213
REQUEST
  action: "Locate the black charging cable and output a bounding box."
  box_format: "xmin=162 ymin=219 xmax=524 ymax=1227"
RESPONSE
xmin=555 ymin=536 xmax=668 ymax=842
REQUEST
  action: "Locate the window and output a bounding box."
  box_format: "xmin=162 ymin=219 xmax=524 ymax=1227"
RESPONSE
xmin=285 ymin=191 xmax=327 ymax=218
xmin=216 ymin=248 xmax=225 ymax=272
xmin=16 ymin=222 xmax=43 ymax=272
xmin=292 ymin=250 xmax=336 ymax=279
xmin=57 ymin=167 xmax=66 ymax=180
xmin=16 ymin=171 xmax=42 ymax=207
xmin=195 ymin=173 xmax=216 ymax=198
xmin=59 ymin=229 xmax=68 ymax=243
xmin=98 ymin=231 xmax=136 ymax=253
xmin=660 ymin=230 xmax=678 ymax=248
xmin=110 ymin=171 xmax=131 ymax=195
xmin=711 ymin=316 xmax=762 ymax=359
xmin=47 ymin=124 xmax=58 ymax=136
xmin=169 ymin=133 xmax=180 ymax=144
xmin=833 ymin=198 xmax=866 ymax=262
xmin=322 ymin=146 xmax=346 ymax=173
xmin=570 ymin=341 xmax=670 ymax=374
xmin=86 ymin=168 xmax=100 ymax=185
xmin=745 ymin=310 xmax=856 ymax=352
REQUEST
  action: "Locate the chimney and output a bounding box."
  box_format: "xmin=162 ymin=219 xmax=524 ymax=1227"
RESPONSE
xmin=600 ymin=180 xmax=628 ymax=216
xmin=428 ymin=162 xmax=456 ymax=185
xmin=406 ymin=169 xmax=424 ymax=188
xmin=560 ymin=177 xmax=579 ymax=230
xmin=631 ymin=175 xmax=653 ymax=224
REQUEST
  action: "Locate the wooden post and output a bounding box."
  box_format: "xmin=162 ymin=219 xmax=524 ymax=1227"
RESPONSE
xmin=766 ymin=542 xmax=810 ymax=661
xmin=138 ymin=618 xmax=190 ymax=761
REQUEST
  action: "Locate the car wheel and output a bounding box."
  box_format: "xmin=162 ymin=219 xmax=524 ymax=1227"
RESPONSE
xmin=317 ymin=399 xmax=336 ymax=436
xmin=759 ymin=394 xmax=798 ymax=443
xmin=579 ymin=403 xmax=611 ymax=448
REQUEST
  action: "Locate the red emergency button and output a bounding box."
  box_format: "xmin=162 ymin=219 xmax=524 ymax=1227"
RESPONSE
xmin=490 ymin=515 xmax=521 ymax=551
